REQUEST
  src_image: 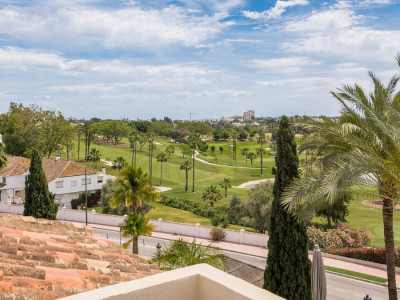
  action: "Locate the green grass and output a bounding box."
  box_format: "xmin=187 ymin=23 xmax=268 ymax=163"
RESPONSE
xmin=92 ymin=202 xmax=254 ymax=231
xmin=61 ymin=138 xmax=399 ymax=245
xmin=325 ymin=266 xmax=387 ymax=284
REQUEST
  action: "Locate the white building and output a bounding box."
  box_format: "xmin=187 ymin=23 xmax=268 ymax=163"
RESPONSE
xmin=0 ymin=156 xmax=113 ymax=208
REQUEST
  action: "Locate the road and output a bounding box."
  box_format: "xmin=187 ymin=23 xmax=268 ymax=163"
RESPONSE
xmin=94 ymin=228 xmax=398 ymax=300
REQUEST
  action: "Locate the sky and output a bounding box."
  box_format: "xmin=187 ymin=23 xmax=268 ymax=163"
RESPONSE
xmin=0 ymin=0 xmax=399 ymax=120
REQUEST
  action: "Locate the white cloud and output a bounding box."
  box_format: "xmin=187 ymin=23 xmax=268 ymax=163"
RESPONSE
xmin=362 ymin=0 xmax=392 ymax=4
xmin=281 ymin=5 xmax=400 ymax=62
xmin=248 ymin=57 xmax=320 ymax=73
xmin=242 ymin=0 xmax=309 ymax=20
xmin=0 ymin=5 xmax=232 ymax=50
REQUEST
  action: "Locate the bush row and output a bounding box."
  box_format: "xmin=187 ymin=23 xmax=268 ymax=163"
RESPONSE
xmin=71 ymin=191 xmax=101 ymax=209
xmin=326 ymin=247 xmax=400 ymax=267
xmin=307 ymin=225 xmax=372 ymax=250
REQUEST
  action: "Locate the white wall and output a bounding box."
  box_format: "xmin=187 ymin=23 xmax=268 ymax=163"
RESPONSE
xmin=0 ymin=204 xmax=269 ymax=248
xmin=0 ymin=175 xmax=25 ymax=202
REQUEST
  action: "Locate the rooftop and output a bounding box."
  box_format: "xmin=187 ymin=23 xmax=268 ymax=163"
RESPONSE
xmin=0 ymin=156 xmax=99 ymax=180
xmin=0 ymin=213 xmax=160 ymax=299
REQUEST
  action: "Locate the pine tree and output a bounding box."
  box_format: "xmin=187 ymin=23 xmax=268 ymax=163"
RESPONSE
xmin=263 ymin=116 xmax=311 ymax=299
xmin=24 ymin=150 xmax=58 ymax=219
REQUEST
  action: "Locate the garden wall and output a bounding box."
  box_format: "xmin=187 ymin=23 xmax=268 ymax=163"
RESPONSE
xmin=0 ymin=203 xmax=269 ymax=248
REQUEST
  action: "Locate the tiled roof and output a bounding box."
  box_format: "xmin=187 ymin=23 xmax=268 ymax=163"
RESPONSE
xmin=0 ymin=156 xmax=99 ymax=181
xmin=41 ymin=158 xmax=98 ymax=182
xmin=0 ymin=156 xmax=31 ymax=177
xmin=0 ymin=213 xmax=161 ymax=299
xmin=225 ymin=258 xmax=264 ymax=288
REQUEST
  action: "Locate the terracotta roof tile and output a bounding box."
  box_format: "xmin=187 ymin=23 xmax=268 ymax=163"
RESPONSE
xmin=0 ymin=156 xmax=99 ymax=181
xmin=0 ymin=213 xmax=161 ymax=299
xmin=0 ymin=157 xmax=31 ymax=177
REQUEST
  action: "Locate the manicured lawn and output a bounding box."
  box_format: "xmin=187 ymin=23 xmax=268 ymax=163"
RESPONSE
xmin=345 ymin=193 xmax=400 ymax=248
xmin=325 ymin=266 xmax=387 ymax=284
xmin=61 ymin=138 xmax=399 ymax=245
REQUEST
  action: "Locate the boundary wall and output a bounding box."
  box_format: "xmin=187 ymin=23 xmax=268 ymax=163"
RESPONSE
xmin=0 ymin=202 xmax=268 ymax=248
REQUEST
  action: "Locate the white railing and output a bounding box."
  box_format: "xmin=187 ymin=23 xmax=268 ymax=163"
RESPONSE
xmin=0 ymin=202 xmax=268 ymax=248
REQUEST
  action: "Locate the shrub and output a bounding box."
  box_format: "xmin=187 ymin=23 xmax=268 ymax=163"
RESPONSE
xmin=211 ymin=213 xmax=229 ymax=228
xmin=210 ymin=227 xmax=226 ymax=241
xmin=71 ymin=191 xmax=101 ymax=209
xmin=307 ymin=225 xmax=372 ymax=250
xmin=326 ymin=247 xmax=400 ymax=267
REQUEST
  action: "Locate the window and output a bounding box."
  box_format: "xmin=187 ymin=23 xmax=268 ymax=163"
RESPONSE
xmin=71 ymin=181 xmax=77 ymax=187
xmin=56 ymin=181 xmax=63 ymax=188
xmin=81 ymin=178 xmax=91 ymax=185
xmin=97 ymin=176 xmax=103 ymax=183
xmin=1 ymin=177 xmax=5 ymax=184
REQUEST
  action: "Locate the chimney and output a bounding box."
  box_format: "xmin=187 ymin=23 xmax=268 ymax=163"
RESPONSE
xmin=55 ymin=154 xmax=60 ymax=161
xmin=102 ymin=166 xmax=106 ymax=174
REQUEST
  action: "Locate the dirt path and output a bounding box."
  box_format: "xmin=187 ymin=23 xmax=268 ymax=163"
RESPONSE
xmin=194 ymin=151 xmax=260 ymax=169
xmin=234 ymin=178 xmax=274 ymax=189
xmin=362 ymin=200 xmax=400 ymax=211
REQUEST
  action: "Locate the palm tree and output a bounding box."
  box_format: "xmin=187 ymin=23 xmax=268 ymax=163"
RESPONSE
xmin=111 ymin=167 xmax=159 ymax=214
xmin=282 ymin=57 xmax=400 ymax=300
xmin=151 ymin=238 xmax=226 ymax=270
xmin=257 ymin=130 xmax=266 ymax=175
xmin=187 ymin=133 xmax=200 ymax=192
xmin=146 ymin=132 xmax=157 ymax=181
xmin=231 ymin=130 xmax=238 ymax=161
xmin=139 ymin=133 xmax=147 ymax=152
xmin=120 ymin=213 xmax=155 ymax=254
xmin=128 ymin=130 xmax=140 ymax=168
xmin=88 ymin=148 xmax=100 ymax=168
xmin=241 ymin=147 xmax=249 ymax=163
xmin=165 ymin=145 xmax=175 ymax=158
xmin=112 ymin=156 xmax=126 ymax=175
xmin=0 ymin=144 xmax=7 ymax=169
xmin=201 ymin=185 xmax=223 ymax=207
xmin=156 ymin=152 xmax=167 ymax=185
xmin=246 ymin=152 xmax=257 ymax=164
xmin=180 ymin=160 xmax=192 ymax=192
xmin=220 ymin=178 xmax=232 ymax=197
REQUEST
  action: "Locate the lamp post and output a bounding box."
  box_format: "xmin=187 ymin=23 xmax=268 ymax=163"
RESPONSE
xmin=85 ymin=166 xmax=88 ymax=226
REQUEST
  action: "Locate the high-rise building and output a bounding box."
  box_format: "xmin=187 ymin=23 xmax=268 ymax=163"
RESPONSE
xmin=243 ymin=110 xmax=255 ymax=121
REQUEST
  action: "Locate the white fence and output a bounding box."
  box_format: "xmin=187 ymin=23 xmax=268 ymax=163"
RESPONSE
xmin=0 ymin=202 xmax=268 ymax=248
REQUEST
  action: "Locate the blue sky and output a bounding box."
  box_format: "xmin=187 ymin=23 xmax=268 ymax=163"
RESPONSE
xmin=0 ymin=0 xmax=399 ymax=120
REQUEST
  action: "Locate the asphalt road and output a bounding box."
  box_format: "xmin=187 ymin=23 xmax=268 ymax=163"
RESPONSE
xmin=94 ymin=228 xmax=398 ymax=300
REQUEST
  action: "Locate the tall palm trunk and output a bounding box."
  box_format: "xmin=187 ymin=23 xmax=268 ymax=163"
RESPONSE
xmin=185 ymin=170 xmax=188 ymax=192
xmin=379 ymin=181 xmax=398 ymax=300
xmin=131 ymin=144 xmax=136 ymax=168
xmin=160 ymin=162 xmax=163 ymax=185
xmin=260 ymin=141 xmax=263 ymax=175
xmin=134 ymin=143 xmax=137 ymax=169
xmin=132 ymin=236 xmax=139 ymax=254
xmin=382 ymin=196 xmax=397 ymax=299
xmin=78 ymin=134 xmax=81 ymax=160
xmin=192 ymin=149 xmax=195 ymax=192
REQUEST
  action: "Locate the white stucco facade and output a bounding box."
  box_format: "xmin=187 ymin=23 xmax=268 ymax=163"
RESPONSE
xmin=0 ymin=175 xmax=25 ymax=203
xmin=0 ymin=169 xmax=112 ymax=208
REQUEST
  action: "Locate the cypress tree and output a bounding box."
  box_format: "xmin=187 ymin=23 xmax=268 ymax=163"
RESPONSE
xmin=24 ymin=150 xmax=58 ymax=220
xmin=263 ymin=116 xmax=311 ymax=299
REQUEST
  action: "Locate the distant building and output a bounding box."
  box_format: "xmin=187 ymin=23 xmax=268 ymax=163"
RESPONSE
xmin=243 ymin=110 xmax=255 ymax=121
